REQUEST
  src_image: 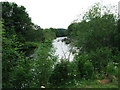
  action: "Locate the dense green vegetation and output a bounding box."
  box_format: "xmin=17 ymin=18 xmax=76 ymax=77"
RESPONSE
xmin=54 ymin=28 xmax=68 ymax=37
xmin=1 ymin=1 xmax=119 ymax=88
xmin=2 ymin=1 xmax=56 ymax=88
xmin=66 ymin=3 xmax=119 ymax=88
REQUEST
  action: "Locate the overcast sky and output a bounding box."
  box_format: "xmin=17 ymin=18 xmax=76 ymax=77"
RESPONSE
xmin=1 ymin=0 xmax=120 ymax=29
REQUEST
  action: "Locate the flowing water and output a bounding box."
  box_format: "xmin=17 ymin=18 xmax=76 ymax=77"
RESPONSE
xmin=52 ymin=37 xmax=79 ymax=61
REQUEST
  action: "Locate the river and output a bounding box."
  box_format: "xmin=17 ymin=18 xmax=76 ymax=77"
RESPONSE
xmin=52 ymin=37 xmax=79 ymax=61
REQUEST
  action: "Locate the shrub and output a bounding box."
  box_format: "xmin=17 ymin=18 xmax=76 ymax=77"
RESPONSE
xmin=89 ymin=47 xmax=112 ymax=72
xmin=32 ymin=42 xmax=54 ymax=87
xmin=75 ymin=54 xmax=94 ymax=79
xmin=83 ymin=60 xmax=94 ymax=79
xmin=106 ymin=62 xmax=119 ymax=77
xmin=49 ymin=60 xmax=69 ymax=85
xmin=67 ymin=61 xmax=79 ymax=81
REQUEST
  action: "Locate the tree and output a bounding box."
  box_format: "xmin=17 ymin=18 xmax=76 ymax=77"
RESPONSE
xmin=2 ymin=2 xmax=33 ymax=34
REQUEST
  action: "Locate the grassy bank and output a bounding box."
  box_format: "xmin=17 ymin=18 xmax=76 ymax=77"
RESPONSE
xmin=49 ymin=80 xmax=118 ymax=88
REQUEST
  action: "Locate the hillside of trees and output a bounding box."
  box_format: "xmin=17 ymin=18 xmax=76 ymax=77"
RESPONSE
xmin=1 ymin=1 xmax=119 ymax=88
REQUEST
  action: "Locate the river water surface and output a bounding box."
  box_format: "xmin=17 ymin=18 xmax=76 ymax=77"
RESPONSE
xmin=52 ymin=37 xmax=78 ymax=61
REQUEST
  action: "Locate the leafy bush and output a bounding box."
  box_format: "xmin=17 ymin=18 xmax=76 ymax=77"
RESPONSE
xmin=2 ymin=34 xmax=33 ymax=88
xmin=75 ymin=54 xmax=94 ymax=80
xmin=106 ymin=62 xmax=119 ymax=76
xmin=89 ymin=47 xmax=112 ymax=72
xmin=31 ymin=41 xmax=54 ymax=87
xmin=111 ymin=50 xmax=120 ymax=63
xmin=23 ymin=29 xmax=45 ymax=42
xmin=83 ymin=60 xmax=94 ymax=79
xmin=76 ymin=54 xmax=89 ymax=78
xmin=49 ymin=60 xmax=69 ymax=85
xmin=67 ymin=61 xmax=79 ymax=80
